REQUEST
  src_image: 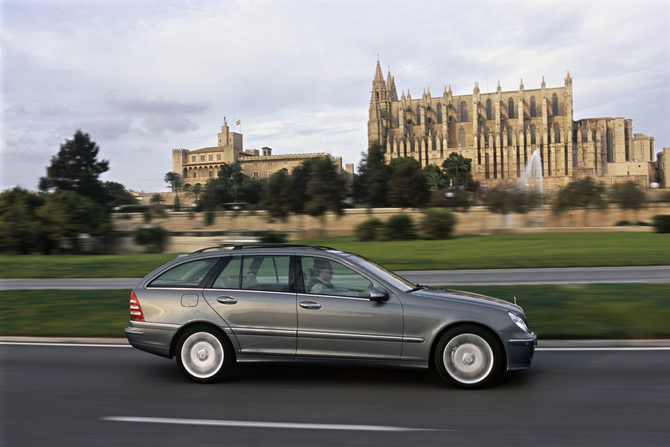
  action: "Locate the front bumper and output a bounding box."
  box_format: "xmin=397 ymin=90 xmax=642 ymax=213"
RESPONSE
xmin=505 ymin=331 xmax=538 ymax=371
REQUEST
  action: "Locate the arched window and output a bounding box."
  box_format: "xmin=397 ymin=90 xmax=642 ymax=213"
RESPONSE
xmin=531 ymin=126 xmax=537 ymax=145
xmin=554 ymin=125 xmax=561 ymax=143
xmin=460 ymin=102 xmax=468 ymax=122
xmin=416 ymin=106 xmax=421 ymax=125
xmin=552 ymin=94 xmax=559 ymax=116
xmin=530 ymin=97 xmax=537 ymax=117
xmin=459 ymin=128 xmax=466 ymax=148
xmin=486 ymin=99 xmax=492 ymax=120
xmin=508 ymin=98 xmax=515 ymax=119
xmin=507 ymin=128 xmax=514 ymax=146
xmin=485 ymin=129 xmax=491 ymax=147
xmin=437 ymin=104 xmax=443 ymax=124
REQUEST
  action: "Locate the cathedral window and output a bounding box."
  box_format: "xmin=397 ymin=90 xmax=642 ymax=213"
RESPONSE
xmin=416 ymin=106 xmax=421 ymax=125
xmin=530 ymin=97 xmax=537 ymax=117
xmin=459 ymin=128 xmax=466 ymax=148
xmin=552 ymin=94 xmax=559 ymax=116
xmin=437 ymin=104 xmax=443 ymax=124
xmin=554 ymin=125 xmax=561 ymax=143
xmin=507 ymin=128 xmax=514 ymax=147
xmin=531 ymin=126 xmax=537 ymax=145
xmin=486 ymin=99 xmax=492 ymax=120
xmin=508 ymin=99 xmax=515 ymax=119
xmin=460 ymin=102 xmax=468 ymax=122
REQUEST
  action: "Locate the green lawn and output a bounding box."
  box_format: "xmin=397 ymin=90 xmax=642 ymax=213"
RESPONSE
xmin=2 ymin=284 xmax=669 ymax=339
xmin=1 ymin=232 xmax=669 ymax=278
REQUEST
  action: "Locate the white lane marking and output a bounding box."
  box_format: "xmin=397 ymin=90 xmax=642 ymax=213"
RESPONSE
xmin=102 ymin=416 xmax=442 ymax=432
xmin=0 ymin=342 xmax=130 ymax=348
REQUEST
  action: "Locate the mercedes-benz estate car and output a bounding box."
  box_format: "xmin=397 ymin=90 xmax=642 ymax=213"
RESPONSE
xmin=125 ymin=244 xmax=536 ymax=388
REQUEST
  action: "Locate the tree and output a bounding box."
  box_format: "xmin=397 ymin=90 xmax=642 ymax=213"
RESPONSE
xmin=164 ymin=172 xmax=183 ymax=210
xmin=184 ymin=184 xmax=204 ymax=208
xmin=352 ymin=143 xmax=392 ymax=208
xmin=303 ymin=155 xmax=347 ymax=218
xmin=552 ymin=177 xmax=607 ymax=214
xmin=37 ymin=191 xmax=111 ymax=253
xmin=387 ymin=157 xmax=430 ymax=208
xmin=442 ymin=152 xmax=472 ymax=190
xmin=102 ymin=181 xmax=137 ymax=209
xmin=262 ymin=169 xmax=293 ymax=221
xmin=0 ymin=188 xmax=46 ymax=254
xmin=609 ymin=181 xmax=647 ymax=221
xmin=39 ymin=130 xmax=110 ymax=205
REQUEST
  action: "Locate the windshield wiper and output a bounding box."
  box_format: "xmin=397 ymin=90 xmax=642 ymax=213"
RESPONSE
xmin=408 ymin=284 xmax=429 ymax=292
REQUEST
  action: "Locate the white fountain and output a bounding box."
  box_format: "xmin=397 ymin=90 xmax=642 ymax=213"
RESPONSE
xmin=519 ymin=150 xmax=543 ymax=195
xmin=519 ymin=150 xmax=544 ymax=226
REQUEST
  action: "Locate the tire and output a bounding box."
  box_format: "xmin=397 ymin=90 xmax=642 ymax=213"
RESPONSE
xmin=176 ymin=326 xmax=234 ymax=383
xmin=435 ymin=325 xmax=501 ymax=389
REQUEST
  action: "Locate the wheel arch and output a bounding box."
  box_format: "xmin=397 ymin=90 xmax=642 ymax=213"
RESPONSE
xmin=169 ymin=321 xmax=233 ymax=359
xmin=428 ymin=321 xmax=507 ymax=371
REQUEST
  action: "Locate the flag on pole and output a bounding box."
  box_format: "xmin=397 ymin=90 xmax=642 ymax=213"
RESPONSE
xmin=236 ymin=120 xmax=241 ymax=126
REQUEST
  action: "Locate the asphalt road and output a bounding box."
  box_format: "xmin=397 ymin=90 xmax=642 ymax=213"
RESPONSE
xmin=2 ymin=266 xmax=670 ymax=289
xmin=2 ymin=343 xmax=669 ymax=446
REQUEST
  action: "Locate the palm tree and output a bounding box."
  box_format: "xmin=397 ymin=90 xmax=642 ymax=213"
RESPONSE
xmin=184 ymin=184 xmax=204 ymax=207
xmin=442 ymin=152 xmax=472 ymax=190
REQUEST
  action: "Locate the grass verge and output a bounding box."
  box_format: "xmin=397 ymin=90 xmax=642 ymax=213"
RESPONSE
xmin=1 ymin=233 xmax=669 ymax=278
xmin=1 ymin=284 xmax=669 ymax=339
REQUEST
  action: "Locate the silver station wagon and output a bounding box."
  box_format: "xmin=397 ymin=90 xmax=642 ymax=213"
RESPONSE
xmin=125 ymin=244 xmax=536 ymax=388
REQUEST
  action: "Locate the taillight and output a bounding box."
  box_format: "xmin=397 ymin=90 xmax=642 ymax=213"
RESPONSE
xmin=129 ymin=291 xmax=145 ymax=322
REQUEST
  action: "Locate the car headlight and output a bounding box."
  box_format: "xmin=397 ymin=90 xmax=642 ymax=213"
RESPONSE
xmin=508 ymin=312 xmax=529 ymax=332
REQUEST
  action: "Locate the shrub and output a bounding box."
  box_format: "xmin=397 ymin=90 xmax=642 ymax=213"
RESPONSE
xmin=421 ymin=208 xmax=457 ymax=239
xmin=355 ymin=217 xmax=384 ymax=242
xmin=652 ymin=215 xmax=670 ymax=233
xmin=259 ymin=231 xmax=287 ymax=243
xmin=133 ymin=226 xmax=168 ymax=253
xmin=384 ymin=214 xmax=416 ymax=240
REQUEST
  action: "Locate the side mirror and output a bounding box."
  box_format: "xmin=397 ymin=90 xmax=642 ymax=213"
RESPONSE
xmin=369 ymin=287 xmax=389 ymax=302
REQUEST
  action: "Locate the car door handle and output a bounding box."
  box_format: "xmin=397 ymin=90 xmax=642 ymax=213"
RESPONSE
xmin=217 ymin=296 xmax=238 ymax=304
xmin=299 ymin=301 xmax=321 ymax=310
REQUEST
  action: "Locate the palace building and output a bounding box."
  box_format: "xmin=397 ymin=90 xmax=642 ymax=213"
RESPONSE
xmin=368 ymin=61 xmax=663 ymax=189
xmin=173 ymin=119 xmax=354 ymax=188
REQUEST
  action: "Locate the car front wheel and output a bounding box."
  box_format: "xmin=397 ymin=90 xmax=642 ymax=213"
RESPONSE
xmin=176 ymin=327 xmax=233 ymax=383
xmin=435 ymin=325 xmax=501 ymax=388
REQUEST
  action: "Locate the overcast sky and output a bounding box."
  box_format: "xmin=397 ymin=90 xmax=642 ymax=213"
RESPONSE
xmin=2 ymin=0 xmax=669 ymax=192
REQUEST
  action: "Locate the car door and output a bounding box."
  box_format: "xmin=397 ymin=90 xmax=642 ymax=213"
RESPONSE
xmin=296 ymin=256 xmax=403 ymax=359
xmin=203 ymin=255 xmax=297 ymax=356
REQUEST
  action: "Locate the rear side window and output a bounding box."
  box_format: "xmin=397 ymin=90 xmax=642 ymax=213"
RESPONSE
xmin=212 ymin=256 xmax=291 ymax=292
xmin=148 ymin=258 xmax=218 ymax=288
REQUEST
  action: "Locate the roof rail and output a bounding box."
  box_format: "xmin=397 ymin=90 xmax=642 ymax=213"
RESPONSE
xmin=190 ymin=243 xmax=338 ymax=254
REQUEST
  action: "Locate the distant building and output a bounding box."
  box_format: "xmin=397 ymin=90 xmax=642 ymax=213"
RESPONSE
xmin=368 ymin=61 xmax=664 ymax=188
xmin=173 ymin=119 xmax=354 ymax=187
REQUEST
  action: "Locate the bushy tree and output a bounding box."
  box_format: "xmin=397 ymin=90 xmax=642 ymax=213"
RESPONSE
xmin=387 ymin=157 xmax=430 ymax=208
xmin=353 ymin=143 xmax=392 ymax=208
xmin=609 ymin=181 xmax=647 ymax=220
xmin=37 ymin=191 xmax=112 ymax=253
xmin=442 ymin=152 xmax=472 ymax=190
xmin=552 ymin=177 xmax=607 ymax=214
xmin=0 ymin=188 xmax=46 ymax=254
xmin=421 ymin=208 xmax=457 ymax=239
xmin=384 ymin=213 xmax=416 ymax=240
xmin=263 ymin=169 xmax=293 ymax=221
xmin=39 ymin=130 xmax=110 ymax=205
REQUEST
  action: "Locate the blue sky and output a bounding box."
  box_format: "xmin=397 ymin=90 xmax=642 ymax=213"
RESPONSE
xmin=2 ymin=0 xmax=669 ymax=192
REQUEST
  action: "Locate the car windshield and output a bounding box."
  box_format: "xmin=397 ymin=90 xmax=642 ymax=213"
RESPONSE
xmin=346 ymin=254 xmax=416 ymax=291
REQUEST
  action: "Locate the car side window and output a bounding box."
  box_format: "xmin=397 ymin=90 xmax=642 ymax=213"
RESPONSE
xmin=302 ymin=257 xmax=371 ymax=297
xmin=242 ymin=256 xmax=291 ymax=292
xmin=148 ymin=258 xmax=218 ymax=288
xmin=211 ymin=256 xmax=291 ymax=292
xmin=212 ymin=257 xmax=242 ymax=289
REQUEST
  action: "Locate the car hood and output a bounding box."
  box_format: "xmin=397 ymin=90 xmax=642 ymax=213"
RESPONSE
xmin=409 ymin=287 xmax=522 ymax=313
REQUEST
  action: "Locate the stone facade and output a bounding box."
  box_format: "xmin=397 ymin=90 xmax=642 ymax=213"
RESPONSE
xmin=368 ymin=61 xmax=663 ymax=189
xmin=173 ymin=119 xmax=354 ymax=187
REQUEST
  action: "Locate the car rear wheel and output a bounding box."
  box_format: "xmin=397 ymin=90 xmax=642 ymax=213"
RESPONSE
xmin=176 ymin=327 xmax=233 ymax=383
xmin=435 ymin=325 xmax=501 ymax=388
